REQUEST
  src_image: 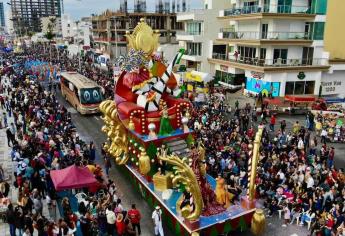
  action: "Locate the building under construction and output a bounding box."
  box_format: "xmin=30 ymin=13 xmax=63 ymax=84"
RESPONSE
xmin=9 ymin=0 xmax=62 ymax=34
xmin=92 ymin=0 xmax=184 ymax=58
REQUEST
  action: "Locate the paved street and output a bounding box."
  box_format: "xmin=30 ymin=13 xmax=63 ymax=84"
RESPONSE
xmin=1 ymin=89 xmax=344 ymax=236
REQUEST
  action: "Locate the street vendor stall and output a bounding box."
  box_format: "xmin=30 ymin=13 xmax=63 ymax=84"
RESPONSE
xmin=184 ymin=70 xmax=213 ymax=103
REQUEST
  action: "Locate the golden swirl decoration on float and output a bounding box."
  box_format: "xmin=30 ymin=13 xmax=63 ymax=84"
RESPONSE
xmin=100 ymin=100 xmax=129 ymax=165
xmin=158 ymin=154 xmax=203 ymax=221
xmin=125 ymin=18 xmax=160 ymax=56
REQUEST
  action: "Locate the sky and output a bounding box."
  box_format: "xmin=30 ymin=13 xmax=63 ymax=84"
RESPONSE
xmin=4 ymin=0 xmax=203 ymax=27
xmin=63 ymin=0 xmax=203 ymax=19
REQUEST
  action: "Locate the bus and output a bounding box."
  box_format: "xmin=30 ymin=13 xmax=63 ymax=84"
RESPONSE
xmin=60 ymin=72 xmax=104 ymax=114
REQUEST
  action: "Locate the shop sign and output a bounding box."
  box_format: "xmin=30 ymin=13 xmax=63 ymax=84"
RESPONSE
xmin=297 ymin=72 xmax=306 ymax=80
xmin=246 ymin=77 xmax=280 ymax=97
xmin=220 ymin=65 xmax=228 ymax=72
xmin=321 ymin=81 xmax=342 ymax=94
xmin=251 ymin=71 xmax=264 ymax=79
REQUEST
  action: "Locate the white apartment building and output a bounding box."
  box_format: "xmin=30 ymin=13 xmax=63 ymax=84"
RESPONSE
xmin=176 ymin=0 xmax=231 ymax=72
xmin=61 ymin=14 xmax=91 ymax=46
xmin=205 ymin=0 xmax=333 ymax=96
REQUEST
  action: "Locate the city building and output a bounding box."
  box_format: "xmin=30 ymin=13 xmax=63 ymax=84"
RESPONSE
xmin=0 ymin=2 xmax=5 ymax=28
xmin=206 ymin=0 xmax=331 ymax=95
xmin=41 ymin=16 xmax=62 ymax=37
xmin=91 ymin=9 xmax=183 ymax=59
xmin=61 ymin=14 xmax=92 ymax=46
xmin=320 ymin=0 xmax=345 ymax=98
xmin=9 ymin=0 xmax=62 ymax=34
xmin=176 ymin=0 xmax=231 ymax=72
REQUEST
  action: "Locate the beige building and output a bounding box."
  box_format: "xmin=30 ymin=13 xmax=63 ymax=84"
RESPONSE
xmin=91 ymin=10 xmax=183 ymax=59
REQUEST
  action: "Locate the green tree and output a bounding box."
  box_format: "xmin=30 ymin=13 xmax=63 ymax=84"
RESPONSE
xmin=45 ymin=17 xmax=56 ymax=41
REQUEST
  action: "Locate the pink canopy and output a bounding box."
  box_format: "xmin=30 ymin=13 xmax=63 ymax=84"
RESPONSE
xmin=50 ymin=165 xmax=98 ymax=191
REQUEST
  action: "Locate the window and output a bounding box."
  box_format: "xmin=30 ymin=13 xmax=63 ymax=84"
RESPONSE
xmin=285 ymin=82 xmax=294 ymax=95
xmin=238 ymin=46 xmax=256 ymax=59
xmin=277 ymin=0 xmax=292 ymax=13
xmin=186 ymin=43 xmax=202 ymax=56
xmin=311 ymin=22 xmax=325 ymax=40
xmin=229 ymin=46 xmax=234 ymax=53
xmin=311 ymin=0 xmax=327 ymax=15
xmin=285 ymin=81 xmax=315 ymax=95
xmin=273 ymin=49 xmax=288 ymax=64
xmin=186 ymin=22 xmax=202 ymax=35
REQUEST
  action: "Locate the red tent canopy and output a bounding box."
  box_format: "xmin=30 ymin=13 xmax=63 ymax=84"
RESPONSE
xmin=284 ymin=95 xmax=317 ymax=103
xmin=50 ymin=165 xmax=98 ymax=191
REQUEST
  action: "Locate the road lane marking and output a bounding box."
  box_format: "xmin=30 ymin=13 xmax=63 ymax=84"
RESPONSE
xmin=95 ymin=116 xmax=100 ymax=120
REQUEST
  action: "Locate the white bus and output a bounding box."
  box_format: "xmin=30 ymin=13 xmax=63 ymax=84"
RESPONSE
xmin=60 ymin=72 xmax=104 ymax=114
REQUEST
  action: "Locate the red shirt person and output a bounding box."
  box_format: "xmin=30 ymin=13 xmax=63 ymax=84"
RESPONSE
xmin=127 ymin=204 xmax=142 ymax=235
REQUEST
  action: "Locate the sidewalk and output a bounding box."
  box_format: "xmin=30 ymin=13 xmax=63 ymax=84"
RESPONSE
xmin=0 ymin=96 xmax=56 ymax=236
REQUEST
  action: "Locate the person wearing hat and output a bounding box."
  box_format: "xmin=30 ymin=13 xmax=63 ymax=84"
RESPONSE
xmin=152 ymin=206 xmax=164 ymax=236
xmin=116 ymin=213 xmax=126 ymax=236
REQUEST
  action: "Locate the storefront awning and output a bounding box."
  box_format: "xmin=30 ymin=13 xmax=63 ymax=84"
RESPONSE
xmin=263 ymin=98 xmax=285 ymax=106
xmin=284 ymin=95 xmax=317 ymax=103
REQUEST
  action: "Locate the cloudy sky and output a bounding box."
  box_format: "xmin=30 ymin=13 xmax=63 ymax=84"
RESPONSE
xmin=63 ymin=0 xmax=203 ymax=19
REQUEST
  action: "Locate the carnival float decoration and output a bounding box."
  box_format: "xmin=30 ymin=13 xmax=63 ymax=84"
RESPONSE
xmin=100 ymin=18 xmax=264 ymax=235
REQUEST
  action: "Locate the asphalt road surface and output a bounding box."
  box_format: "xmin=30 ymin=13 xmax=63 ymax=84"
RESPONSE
xmin=56 ymin=90 xmax=345 ymax=236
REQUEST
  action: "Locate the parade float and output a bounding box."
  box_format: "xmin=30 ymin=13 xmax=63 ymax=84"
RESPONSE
xmin=100 ymin=19 xmax=265 ymax=236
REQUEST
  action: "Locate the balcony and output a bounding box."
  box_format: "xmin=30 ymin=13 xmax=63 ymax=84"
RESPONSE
xmin=181 ymin=50 xmax=202 ymax=62
xmin=209 ymin=53 xmax=329 ymax=72
xmin=177 ymin=9 xmax=206 ymax=21
xmin=93 ymin=37 xmax=127 ymax=43
xmin=176 ymin=30 xmax=204 ymax=41
xmin=218 ymin=30 xmax=312 ymax=45
xmin=219 ymin=5 xmax=315 ymax=20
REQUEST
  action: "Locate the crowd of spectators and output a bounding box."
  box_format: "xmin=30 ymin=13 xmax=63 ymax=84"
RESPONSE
xmin=2 ymin=42 xmax=345 ymax=236
xmin=190 ymin=92 xmax=345 ymax=236
xmin=0 ymin=45 xmax=142 ymax=236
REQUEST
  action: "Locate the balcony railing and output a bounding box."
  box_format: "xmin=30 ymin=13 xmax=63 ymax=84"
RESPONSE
xmin=220 ymin=30 xmax=311 ymax=40
xmin=223 ymin=4 xmax=311 ymax=16
xmin=211 ymin=53 xmax=327 ymax=67
xmin=94 ymin=37 xmax=127 ymax=42
xmin=177 ymin=30 xmax=204 ymax=36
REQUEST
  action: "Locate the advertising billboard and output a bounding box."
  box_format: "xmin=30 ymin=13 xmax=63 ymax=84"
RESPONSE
xmin=246 ymin=77 xmax=280 ymax=97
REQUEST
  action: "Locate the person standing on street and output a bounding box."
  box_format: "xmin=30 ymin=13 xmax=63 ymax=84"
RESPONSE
xmin=152 ymin=206 xmax=164 ymax=236
xmin=270 ymin=114 xmax=276 ymax=132
xmin=106 ymin=205 xmax=116 ymax=236
xmin=6 ymin=203 xmax=16 ymax=236
xmin=6 ymin=127 xmax=16 ymax=147
xmin=128 ymin=204 xmax=141 ymax=235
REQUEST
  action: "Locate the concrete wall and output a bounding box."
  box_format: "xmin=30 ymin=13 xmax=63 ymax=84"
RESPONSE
xmin=324 ymin=0 xmax=345 ymax=59
xmin=321 ymin=70 xmax=345 ymax=96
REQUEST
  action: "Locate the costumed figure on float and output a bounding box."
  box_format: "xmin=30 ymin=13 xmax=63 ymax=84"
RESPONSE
xmin=100 ymin=18 xmax=264 ymax=236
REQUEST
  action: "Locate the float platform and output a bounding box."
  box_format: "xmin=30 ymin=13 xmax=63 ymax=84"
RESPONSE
xmin=118 ymin=164 xmax=257 ymax=236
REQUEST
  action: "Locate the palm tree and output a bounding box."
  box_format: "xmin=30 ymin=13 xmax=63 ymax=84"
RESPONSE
xmin=45 ymin=17 xmax=57 ymax=61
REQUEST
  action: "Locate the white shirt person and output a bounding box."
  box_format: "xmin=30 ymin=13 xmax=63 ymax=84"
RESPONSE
xmin=152 ymin=206 xmax=164 ymax=236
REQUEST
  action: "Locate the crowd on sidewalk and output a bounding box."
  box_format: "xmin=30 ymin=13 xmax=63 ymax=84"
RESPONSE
xmin=190 ymin=92 xmax=345 ymax=236
xmin=0 ymin=47 xmax=143 ymax=236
